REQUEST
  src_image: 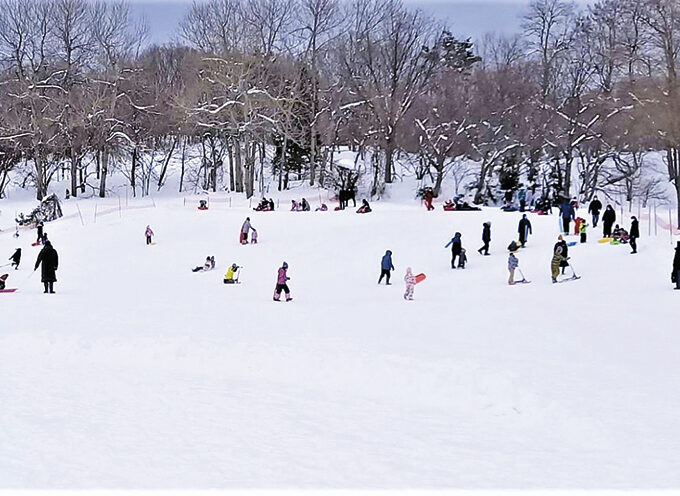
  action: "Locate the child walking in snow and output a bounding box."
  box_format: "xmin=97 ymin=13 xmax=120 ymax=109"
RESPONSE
xmin=579 ymin=218 xmax=588 ymax=243
xmin=508 ymin=246 xmax=519 ymax=285
xmin=251 ymin=229 xmax=258 ymax=244
xmin=404 ymin=267 xmax=415 ymax=300
xmin=273 ymin=262 xmax=292 ymax=301
xmin=551 ymin=246 xmax=567 ymax=283
xmin=145 ymin=225 xmax=154 ymax=245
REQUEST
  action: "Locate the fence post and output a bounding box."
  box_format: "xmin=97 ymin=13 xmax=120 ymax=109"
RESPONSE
xmin=648 ymin=202 xmax=651 ymax=236
xmin=654 ymin=202 xmax=658 ymax=236
xmin=94 ymin=202 xmax=97 ymax=223
xmin=670 ymin=208 xmax=674 ymax=245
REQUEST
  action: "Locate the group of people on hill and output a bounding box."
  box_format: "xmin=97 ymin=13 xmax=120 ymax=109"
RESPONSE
xmin=255 ymin=198 xmax=275 ymax=211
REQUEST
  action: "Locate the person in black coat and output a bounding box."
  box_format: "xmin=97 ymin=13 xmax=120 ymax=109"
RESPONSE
xmin=9 ymin=248 xmax=21 ymax=270
xmin=629 ymin=216 xmax=640 ymax=254
xmin=36 ymin=221 xmax=44 ymax=244
xmin=673 ymin=241 xmax=680 ymax=290
xmin=588 ymin=196 xmax=603 ymax=227
xmin=602 ymin=205 xmax=616 ymax=237
xmin=445 ymin=232 xmax=463 ymax=268
xmin=553 ymin=235 xmax=569 ymax=275
xmin=478 ymin=222 xmax=491 ymax=255
xmin=518 ymin=214 xmax=532 ymax=247
xmin=34 ymin=241 xmax=58 ymax=294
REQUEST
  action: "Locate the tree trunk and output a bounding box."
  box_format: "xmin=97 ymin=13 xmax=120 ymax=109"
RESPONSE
xmin=233 ymin=136 xmax=243 ymax=193
xmin=131 ymin=147 xmax=137 ymax=198
xmin=384 ymin=139 xmax=394 ymax=183
xmin=433 ymin=158 xmax=445 ymax=197
xmin=157 ymin=136 xmax=177 ymax=191
xmin=99 ymin=148 xmax=108 ymax=198
xmin=34 ymin=152 xmax=47 ymax=201
xmin=70 ymin=147 xmax=78 ymax=198
xmin=227 ymin=140 xmax=235 ymax=191
xmin=179 ymin=137 xmax=187 ymax=193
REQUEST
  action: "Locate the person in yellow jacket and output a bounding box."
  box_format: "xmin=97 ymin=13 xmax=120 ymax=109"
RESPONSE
xmin=579 ymin=218 xmax=588 ymax=243
xmin=551 ymin=246 xmax=567 ymax=283
xmin=224 ymin=263 xmax=240 ymax=284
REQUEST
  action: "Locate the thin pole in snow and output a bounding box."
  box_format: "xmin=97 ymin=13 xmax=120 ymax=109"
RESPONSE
xmin=94 ymin=202 xmax=97 ymax=223
xmin=75 ymin=202 xmax=84 ymax=226
xmin=118 ymin=196 xmax=122 ymax=218
xmin=648 ymin=202 xmax=652 ymax=236
xmin=654 ymin=202 xmax=658 ymax=236
xmin=670 ymin=208 xmax=674 ymax=245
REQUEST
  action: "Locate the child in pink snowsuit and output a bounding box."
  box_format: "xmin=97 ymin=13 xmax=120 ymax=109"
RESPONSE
xmin=145 ymin=225 xmax=154 ymax=245
xmin=273 ymin=262 xmax=292 ymax=301
xmin=404 ymin=267 xmax=415 ymax=300
xmin=251 ymin=229 xmax=258 ymax=244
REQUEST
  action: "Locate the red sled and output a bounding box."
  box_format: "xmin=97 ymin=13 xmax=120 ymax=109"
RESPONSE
xmin=31 ymin=242 xmax=41 ymax=247
xmin=0 ymin=289 xmax=17 ymax=293
xmin=415 ymin=273 xmax=426 ymax=284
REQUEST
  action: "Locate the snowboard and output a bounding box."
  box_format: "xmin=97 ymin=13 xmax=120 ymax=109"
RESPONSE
xmin=415 ymin=273 xmax=426 ymax=284
xmin=0 ymin=288 xmax=17 ymax=293
xmin=598 ymin=237 xmax=613 ymax=244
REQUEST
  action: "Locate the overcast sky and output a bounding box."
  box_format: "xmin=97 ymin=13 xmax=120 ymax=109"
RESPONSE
xmin=131 ymin=0 xmax=594 ymax=46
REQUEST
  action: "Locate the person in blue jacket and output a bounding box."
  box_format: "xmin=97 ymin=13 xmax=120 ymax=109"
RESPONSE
xmin=378 ymin=250 xmax=395 ymax=284
xmin=445 ymin=232 xmax=463 ymax=269
xmin=559 ymin=199 xmax=575 ymax=234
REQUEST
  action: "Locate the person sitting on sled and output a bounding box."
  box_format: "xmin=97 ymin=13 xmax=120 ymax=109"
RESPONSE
xmin=0 ymin=273 xmax=7 ymax=290
xmin=192 ymin=256 xmax=215 ymax=272
xmin=357 ymin=199 xmax=372 ymax=213
xmin=224 ymin=263 xmax=240 ymax=284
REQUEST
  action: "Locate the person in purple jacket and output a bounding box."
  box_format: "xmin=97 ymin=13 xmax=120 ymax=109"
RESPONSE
xmin=273 ymin=261 xmax=292 ymax=301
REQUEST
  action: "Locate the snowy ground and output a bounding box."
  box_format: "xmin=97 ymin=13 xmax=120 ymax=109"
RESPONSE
xmin=1 ymin=194 xmax=680 ymax=489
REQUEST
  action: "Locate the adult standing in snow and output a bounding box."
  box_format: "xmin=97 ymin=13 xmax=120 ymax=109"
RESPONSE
xmin=423 ymin=189 xmax=435 ymax=211
xmin=34 ymin=240 xmax=58 ymax=294
xmin=145 ymin=225 xmax=154 ymax=245
xmin=273 ymin=262 xmax=292 ymax=301
xmin=379 ymin=250 xmax=395 ymax=284
xmin=445 ymin=232 xmax=463 ymax=269
xmin=404 ymin=267 xmax=416 ymax=300
xmin=588 ymin=196 xmax=602 ymax=227
xmin=240 ymin=217 xmax=253 ymax=244
xmin=553 ymin=235 xmax=569 ymax=275
xmin=673 ymin=242 xmax=680 ymax=290
xmin=9 ymin=248 xmax=21 ymax=270
xmin=478 ymin=222 xmax=491 ymax=255
xmin=559 ymin=199 xmax=575 ymax=235
xmin=602 ymin=205 xmax=616 ymax=238
xmin=518 ymin=214 xmax=532 ymax=247
xmin=629 ymin=216 xmax=640 ymax=254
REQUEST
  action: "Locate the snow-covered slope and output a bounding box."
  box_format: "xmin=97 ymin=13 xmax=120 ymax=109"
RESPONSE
xmin=1 ymin=195 xmax=679 ymax=488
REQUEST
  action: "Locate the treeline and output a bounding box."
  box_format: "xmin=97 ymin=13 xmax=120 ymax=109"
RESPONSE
xmin=0 ymin=0 xmax=679 ymax=225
